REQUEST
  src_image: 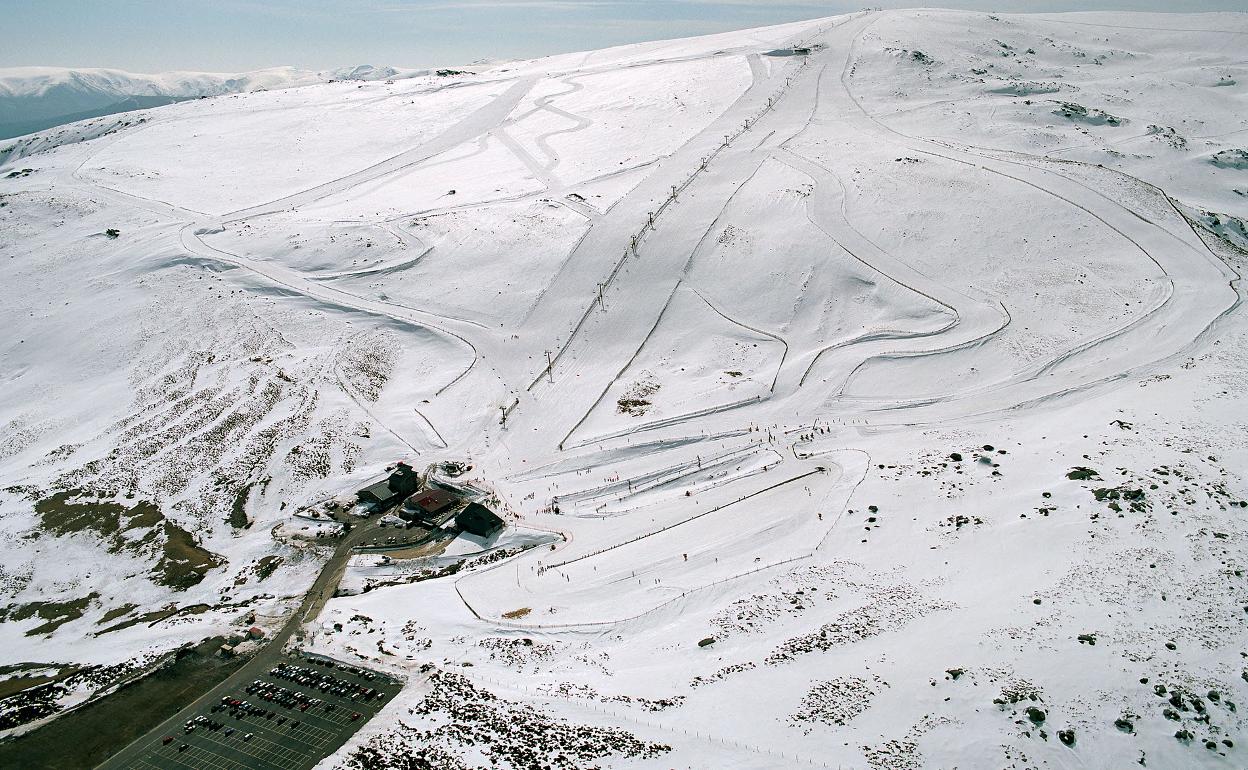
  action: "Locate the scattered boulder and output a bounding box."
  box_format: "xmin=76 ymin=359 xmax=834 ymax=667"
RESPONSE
xmin=1210 ymin=149 xmax=1248 ymax=170
xmin=1052 ymin=101 xmax=1124 ymax=126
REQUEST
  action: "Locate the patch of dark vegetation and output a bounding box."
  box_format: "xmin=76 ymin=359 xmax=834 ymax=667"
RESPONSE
xmin=768 ymin=586 xmax=954 ymax=664
xmin=616 ymin=376 xmax=659 ymax=417
xmin=1146 ymin=125 xmax=1187 ymax=150
xmin=940 ymin=514 xmax=983 ymax=530
xmin=789 ymin=676 xmax=877 ymax=732
xmin=32 ymin=490 xmax=225 ymax=590
xmin=1209 ymin=148 xmax=1248 ymax=170
xmin=1052 ymin=101 xmax=1124 ymax=126
xmin=993 ymin=678 xmax=1042 ymax=707
xmin=95 ymin=602 xmax=212 ymax=635
xmin=1144 ymin=679 xmax=1240 ymax=757
xmin=254 ymin=554 xmax=282 ymax=581
xmin=1067 ymin=467 xmax=1100 ymax=481
xmin=338 ymin=332 xmax=397 ymax=403
xmin=0 ymin=593 xmax=99 ymax=637
xmin=0 ymin=657 xmax=144 ymax=733
xmin=1092 ymin=486 xmax=1147 ymax=514
xmin=0 ymin=664 xmax=80 ymax=701
xmin=35 ymin=489 xmax=162 ymax=539
xmin=96 ymin=603 xmax=139 ymax=626
xmin=152 ymin=521 xmax=223 ymax=590
xmin=344 ymin=667 xmax=670 ymax=770
xmin=0 ymin=637 xmax=243 ymax=770
xmin=229 ymin=482 xmax=253 ymax=528
xmin=883 ymin=46 xmax=935 ymax=66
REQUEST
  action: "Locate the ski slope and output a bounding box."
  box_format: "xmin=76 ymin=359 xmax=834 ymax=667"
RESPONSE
xmin=1 ymin=8 xmax=1247 ymax=769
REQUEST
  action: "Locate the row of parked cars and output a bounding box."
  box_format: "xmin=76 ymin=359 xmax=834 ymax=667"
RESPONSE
xmin=270 ymin=661 xmax=384 ymax=703
xmin=299 ymin=655 xmax=384 ymax=682
xmin=166 ymin=714 xmax=256 ymax=752
xmin=213 ymin=696 xmax=307 ymax=725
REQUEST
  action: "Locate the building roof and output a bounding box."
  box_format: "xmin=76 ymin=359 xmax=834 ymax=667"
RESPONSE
xmin=456 ymin=502 xmax=504 ymax=537
xmin=358 ymin=479 xmax=397 ymax=503
xmin=407 ymin=488 xmax=458 ymax=516
xmin=387 ymin=463 xmax=419 ymax=495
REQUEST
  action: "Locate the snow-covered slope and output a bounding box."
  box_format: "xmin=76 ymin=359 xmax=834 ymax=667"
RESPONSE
xmin=0 ymin=64 xmax=434 ymax=139
xmin=1 ymin=9 xmax=1247 ymax=769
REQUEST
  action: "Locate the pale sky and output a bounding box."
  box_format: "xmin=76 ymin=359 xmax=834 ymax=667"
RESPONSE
xmin=4 ymin=0 xmax=1247 ymax=73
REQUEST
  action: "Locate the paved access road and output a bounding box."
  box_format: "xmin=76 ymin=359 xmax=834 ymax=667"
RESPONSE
xmin=96 ymin=520 xmax=391 ymax=770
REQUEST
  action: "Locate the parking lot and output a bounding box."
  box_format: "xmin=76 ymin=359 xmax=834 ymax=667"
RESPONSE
xmin=117 ymin=653 xmax=403 ymax=770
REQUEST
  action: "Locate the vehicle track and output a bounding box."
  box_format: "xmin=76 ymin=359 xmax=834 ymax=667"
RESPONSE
xmin=801 ymin=12 xmax=1238 ymax=424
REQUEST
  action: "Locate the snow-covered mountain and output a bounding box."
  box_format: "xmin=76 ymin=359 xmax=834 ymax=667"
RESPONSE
xmin=0 ymin=64 xmax=433 ymax=139
xmin=1 ymin=9 xmax=1247 ymax=769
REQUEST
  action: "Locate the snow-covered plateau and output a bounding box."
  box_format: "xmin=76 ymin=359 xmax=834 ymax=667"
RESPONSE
xmin=2 ymin=8 xmax=1247 ymax=769
xmin=0 ymin=63 xmax=443 ymax=140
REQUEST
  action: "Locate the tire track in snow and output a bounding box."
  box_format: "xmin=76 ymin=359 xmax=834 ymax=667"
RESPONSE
xmin=801 ymin=12 xmax=1240 ymax=423
xmin=530 ymin=79 xmax=592 ymax=174
xmin=179 ymin=224 xmax=490 ymax=399
xmin=222 ymin=76 xmax=539 ymax=221
xmin=769 ymin=148 xmax=1001 ymax=396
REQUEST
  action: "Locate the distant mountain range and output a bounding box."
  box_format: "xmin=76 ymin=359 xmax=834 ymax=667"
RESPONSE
xmin=0 ymin=64 xmax=428 ymax=139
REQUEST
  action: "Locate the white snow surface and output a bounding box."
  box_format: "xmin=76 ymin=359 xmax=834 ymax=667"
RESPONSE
xmin=2 ymin=9 xmax=1248 ymax=769
xmin=0 ymin=63 xmax=430 ymax=99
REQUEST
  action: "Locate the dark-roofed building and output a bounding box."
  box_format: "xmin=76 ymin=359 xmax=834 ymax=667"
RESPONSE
xmin=389 ymin=462 xmax=419 ymax=495
xmin=357 ymin=479 xmax=398 ymax=510
xmin=356 ymin=462 xmax=421 ymax=512
xmin=456 ymin=503 xmax=504 ymax=538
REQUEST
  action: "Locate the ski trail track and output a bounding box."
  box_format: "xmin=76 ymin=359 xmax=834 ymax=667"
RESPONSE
xmin=36 ymin=9 xmax=1243 ymax=637
xmin=546 ymin=11 xmax=1237 ymax=455
xmin=805 ymin=12 xmax=1238 ymax=426
xmin=503 ymin=18 xmax=849 ymax=459
xmin=222 ymin=76 xmax=540 ymax=221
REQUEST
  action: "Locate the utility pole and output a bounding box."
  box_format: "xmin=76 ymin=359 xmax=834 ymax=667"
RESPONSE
xmin=500 ymin=405 xmax=507 ymax=427
xmin=545 ymin=350 xmax=553 ymax=383
xmin=630 ymin=235 xmax=637 ymax=255
xmin=671 ymin=184 xmax=678 ymax=200
xmin=647 ymin=211 xmax=654 ymax=227
xmin=596 ymin=282 xmax=606 ymax=311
